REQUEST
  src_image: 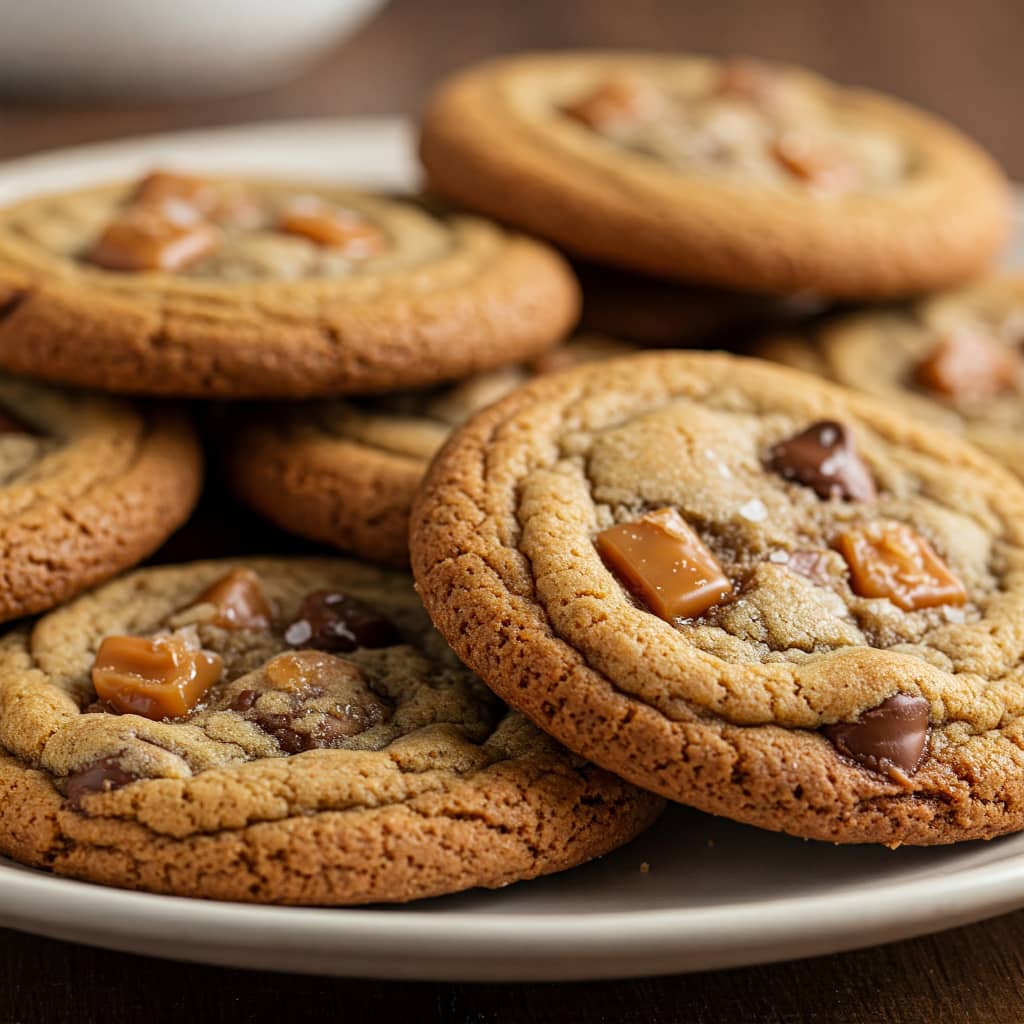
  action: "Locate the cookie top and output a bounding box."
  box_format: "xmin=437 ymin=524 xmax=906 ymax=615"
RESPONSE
xmin=0 ymin=172 xmax=579 ymax=397
xmin=420 ymin=53 xmax=1010 ymax=298
xmin=0 ymin=373 xmax=200 ymax=621
xmin=228 ymin=335 xmax=633 ymax=566
xmin=410 ymin=351 xmax=1024 ymax=846
xmin=0 ymin=557 xmax=660 ymax=903
xmin=763 ymin=276 xmax=1024 ymax=479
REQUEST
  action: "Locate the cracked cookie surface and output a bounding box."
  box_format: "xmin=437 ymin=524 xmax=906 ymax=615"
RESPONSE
xmin=0 ymin=557 xmax=661 ymax=904
xmin=410 ymin=351 xmax=1024 ymax=846
xmin=420 ymin=52 xmax=1010 ymax=297
xmin=0 ymin=177 xmax=579 ymax=397
xmin=228 ymin=336 xmax=633 ymax=565
xmin=0 ymin=373 xmax=199 ymax=621
xmin=763 ymin=276 xmax=1024 ymax=480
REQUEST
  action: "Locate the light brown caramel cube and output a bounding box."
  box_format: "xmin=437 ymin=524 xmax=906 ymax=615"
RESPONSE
xmin=835 ymin=522 xmax=967 ymax=612
xmin=596 ymin=507 xmax=732 ymax=621
xmin=562 ymin=76 xmax=666 ymax=131
xmin=134 ymin=171 xmax=220 ymax=216
xmin=772 ymin=132 xmax=862 ymax=192
xmin=92 ymin=634 xmax=223 ymax=719
xmin=194 ymin=569 xmax=272 ymax=630
xmin=87 ymin=204 xmax=219 ymax=272
xmin=278 ymin=200 xmax=387 ymax=256
xmin=915 ymin=329 xmax=1019 ymax=400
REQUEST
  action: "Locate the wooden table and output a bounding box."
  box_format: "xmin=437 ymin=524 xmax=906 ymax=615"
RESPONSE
xmin=2 ymin=2 xmax=1023 ymax=1020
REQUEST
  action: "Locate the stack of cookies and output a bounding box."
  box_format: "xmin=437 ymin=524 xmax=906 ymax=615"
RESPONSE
xmin=0 ymin=51 xmax=1018 ymax=907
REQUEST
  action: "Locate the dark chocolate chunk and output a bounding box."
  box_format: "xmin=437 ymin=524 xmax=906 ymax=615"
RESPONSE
xmin=65 ymin=756 xmax=138 ymax=810
xmin=823 ymin=693 xmax=930 ymax=777
xmin=767 ymin=420 xmax=876 ymax=502
xmin=284 ymin=590 xmax=400 ymax=653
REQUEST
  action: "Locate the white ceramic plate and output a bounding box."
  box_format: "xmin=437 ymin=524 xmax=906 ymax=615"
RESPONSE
xmin=0 ymin=119 xmax=1023 ymax=982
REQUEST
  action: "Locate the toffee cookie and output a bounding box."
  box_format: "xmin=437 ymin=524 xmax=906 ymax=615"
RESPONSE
xmin=420 ymin=53 xmax=1010 ymax=298
xmin=411 ymin=351 xmax=1024 ymax=846
xmin=762 ymin=276 xmax=1024 ymax=480
xmin=0 ymin=558 xmax=661 ymax=903
xmin=0 ymin=374 xmax=199 ymax=622
xmin=228 ymin=336 xmax=632 ymax=566
xmin=0 ymin=171 xmax=579 ymax=397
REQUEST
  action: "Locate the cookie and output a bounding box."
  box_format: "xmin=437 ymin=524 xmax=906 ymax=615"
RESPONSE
xmin=228 ymin=335 xmax=633 ymax=566
xmin=0 ymin=374 xmax=200 ymax=622
xmin=575 ymin=261 xmax=826 ymax=347
xmin=420 ymin=53 xmax=1010 ymax=298
xmin=0 ymin=558 xmax=661 ymax=903
xmin=410 ymin=350 xmax=1024 ymax=846
xmin=0 ymin=171 xmax=579 ymax=397
xmin=762 ymin=276 xmax=1024 ymax=480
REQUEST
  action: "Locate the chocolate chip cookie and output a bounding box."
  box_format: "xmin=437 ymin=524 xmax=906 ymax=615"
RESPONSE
xmin=228 ymin=336 xmax=633 ymax=566
xmin=410 ymin=351 xmax=1024 ymax=846
xmin=420 ymin=53 xmax=1010 ymax=298
xmin=762 ymin=275 xmax=1024 ymax=480
xmin=0 ymin=374 xmax=200 ymax=622
xmin=0 ymin=558 xmax=661 ymax=903
xmin=0 ymin=171 xmax=579 ymax=397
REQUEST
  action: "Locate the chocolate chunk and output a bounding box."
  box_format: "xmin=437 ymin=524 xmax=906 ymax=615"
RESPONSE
xmin=767 ymin=420 xmax=876 ymax=502
xmin=234 ymin=652 xmax=390 ymax=753
xmin=65 ymin=756 xmax=138 ymax=809
xmin=595 ymin=508 xmax=732 ymax=621
xmin=228 ymin=688 xmax=259 ymax=712
xmin=284 ymin=591 xmax=400 ymax=652
xmin=823 ymin=693 xmax=930 ymax=779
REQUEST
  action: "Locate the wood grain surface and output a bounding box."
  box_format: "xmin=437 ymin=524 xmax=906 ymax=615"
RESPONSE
xmin=0 ymin=1 xmax=1022 ymax=1020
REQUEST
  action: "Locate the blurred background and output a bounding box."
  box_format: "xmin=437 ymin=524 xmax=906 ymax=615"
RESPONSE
xmin=0 ymin=0 xmax=1018 ymax=174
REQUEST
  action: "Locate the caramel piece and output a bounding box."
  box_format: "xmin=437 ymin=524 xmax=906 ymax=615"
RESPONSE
xmin=823 ymin=693 xmax=930 ymax=781
xmin=87 ymin=203 xmax=219 ymax=272
xmin=92 ymin=634 xmax=223 ymax=719
xmin=767 ymin=420 xmax=876 ymax=502
xmin=772 ymin=132 xmax=862 ymax=192
xmin=596 ymin=508 xmax=732 ymax=621
xmin=277 ymin=200 xmax=386 ymax=256
xmin=562 ymin=76 xmax=665 ymax=131
xmin=835 ymin=522 xmax=967 ymax=612
xmin=134 ymin=171 xmax=220 ymax=216
xmin=914 ymin=329 xmax=1019 ymax=401
xmin=134 ymin=171 xmax=260 ymax=226
xmin=194 ymin=568 xmax=272 ymax=630
xmin=715 ymin=59 xmax=780 ymax=105
xmin=65 ymin=756 xmax=138 ymax=810
xmin=284 ymin=590 xmax=401 ymax=652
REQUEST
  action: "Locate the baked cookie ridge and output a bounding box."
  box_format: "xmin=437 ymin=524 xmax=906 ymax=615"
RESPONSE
xmin=0 ymin=557 xmax=661 ymax=903
xmin=411 ymin=350 xmax=1024 ymax=846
